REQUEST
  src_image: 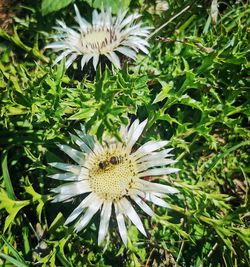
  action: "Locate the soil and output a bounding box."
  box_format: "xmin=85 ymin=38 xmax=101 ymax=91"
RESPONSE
xmin=0 ymin=0 xmax=17 ymax=30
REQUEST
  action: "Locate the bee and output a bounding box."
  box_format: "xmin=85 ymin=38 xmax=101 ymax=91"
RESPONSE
xmin=99 ymin=160 xmax=109 ymax=170
xmin=110 ymin=156 xmax=124 ymax=165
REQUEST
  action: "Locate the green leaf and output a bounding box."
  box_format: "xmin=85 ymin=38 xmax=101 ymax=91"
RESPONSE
xmin=153 ymin=81 xmax=173 ymax=104
xmin=1 ymin=152 xmax=15 ymax=200
xmin=41 ymin=0 xmax=73 ymax=16
xmin=0 ymin=253 xmax=29 ymax=267
xmin=0 ymin=237 xmax=29 ymax=267
xmin=84 ymin=0 xmax=131 ymax=14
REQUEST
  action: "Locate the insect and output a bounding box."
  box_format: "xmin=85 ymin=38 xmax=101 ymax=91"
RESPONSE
xmin=110 ymin=156 xmax=124 ymax=165
xmin=99 ymin=160 xmax=110 ymax=170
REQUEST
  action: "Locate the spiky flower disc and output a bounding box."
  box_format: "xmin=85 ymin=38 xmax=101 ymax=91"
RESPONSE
xmin=46 ymin=5 xmax=150 ymax=70
xmin=49 ymin=119 xmax=179 ymax=245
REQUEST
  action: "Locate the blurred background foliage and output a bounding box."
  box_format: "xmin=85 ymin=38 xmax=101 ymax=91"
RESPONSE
xmin=0 ymin=0 xmax=249 ymax=266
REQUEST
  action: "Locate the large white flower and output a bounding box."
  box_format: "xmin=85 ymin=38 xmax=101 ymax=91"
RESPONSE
xmin=46 ymin=5 xmax=150 ymax=70
xmin=49 ymin=119 xmax=179 ymax=245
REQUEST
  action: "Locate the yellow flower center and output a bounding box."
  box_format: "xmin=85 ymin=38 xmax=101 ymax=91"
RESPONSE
xmin=88 ymin=152 xmax=137 ymax=201
xmin=81 ymin=27 xmax=118 ymax=53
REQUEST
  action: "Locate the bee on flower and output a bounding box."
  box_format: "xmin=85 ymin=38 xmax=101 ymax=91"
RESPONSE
xmin=49 ymin=119 xmax=179 ymax=245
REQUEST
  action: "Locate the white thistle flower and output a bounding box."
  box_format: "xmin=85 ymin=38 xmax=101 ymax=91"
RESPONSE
xmin=49 ymin=119 xmax=179 ymax=245
xmin=46 ymin=5 xmax=151 ymax=70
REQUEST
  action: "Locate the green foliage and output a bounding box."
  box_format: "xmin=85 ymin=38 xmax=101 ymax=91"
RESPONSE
xmin=41 ymin=0 xmax=74 ymax=16
xmin=0 ymin=0 xmax=249 ymax=266
xmin=83 ymin=0 xmax=131 ymax=14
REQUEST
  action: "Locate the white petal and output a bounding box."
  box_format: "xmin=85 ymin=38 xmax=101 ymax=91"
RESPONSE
xmin=114 ymin=202 xmax=127 ymax=245
xmin=119 ymin=13 xmax=141 ymax=29
xmin=45 ymin=42 xmax=66 ymax=49
xmin=53 ymin=50 xmax=72 ymax=65
xmin=127 ymin=119 xmax=140 ymax=144
xmin=119 ymin=198 xmax=146 ymax=236
xmin=138 ymin=167 xmax=180 ymax=177
xmin=146 ymin=193 xmax=170 ymax=208
xmin=136 ymin=159 xmax=177 ymax=172
xmin=81 ymin=54 xmax=93 ymax=69
xmin=49 ymin=172 xmax=82 ymax=181
xmin=65 ymin=193 xmax=96 ymax=225
xmin=106 ymin=52 xmax=121 ymax=69
xmin=74 ymin=4 xmax=90 ymax=29
xmin=51 ymin=180 xmax=90 ymax=195
xmin=131 ymin=195 xmax=155 ymax=216
xmin=57 ymin=144 xmax=85 ymax=165
xmin=49 ymin=162 xmax=82 ymax=175
xmin=51 ymin=194 xmax=74 ymax=203
xmin=65 ymin=54 xmax=78 ymax=68
xmin=115 ymin=10 xmax=128 ymax=27
xmin=92 ymin=55 xmax=99 ymax=70
xmin=70 ymin=133 xmax=93 ymax=153
xmin=98 ymin=201 xmax=112 ymax=245
xmin=75 ymin=197 xmax=103 ymax=232
xmin=75 ymin=128 xmax=95 ymax=150
xmin=133 ymin=141 xmax=169 ymax=159
xmin=136 ymin=148 xmax=174 ymax=163
xmin=127 ymin=119 xmax=147 ymax=151
xmin=115 ymin=46 xmax=136 ymax=59
xmin=138 ymin=180 xmax=179 ymax=194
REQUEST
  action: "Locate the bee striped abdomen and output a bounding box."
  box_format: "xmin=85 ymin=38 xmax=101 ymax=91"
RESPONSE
xmin=110 ymin=156 xmax=124 ymax=165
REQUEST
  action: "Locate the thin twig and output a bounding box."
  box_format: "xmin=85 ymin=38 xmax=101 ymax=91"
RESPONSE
xmin=147 ymin=5 xmax=190 ymax=40
xmin=176 ymin=239 xmax=185 ymax=266
xmin=207 ymin=242 xmax=218 ymax=258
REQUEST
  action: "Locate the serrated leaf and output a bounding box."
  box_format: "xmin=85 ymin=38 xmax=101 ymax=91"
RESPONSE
xmin=153 ymin=81 xmax=173 ymax=104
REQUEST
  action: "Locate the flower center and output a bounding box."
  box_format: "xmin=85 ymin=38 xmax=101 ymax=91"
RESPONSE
xmin=88 ymin=152 xmax=137 ymax=201
xmin=81 ymin=27 xmax=118 ymax=53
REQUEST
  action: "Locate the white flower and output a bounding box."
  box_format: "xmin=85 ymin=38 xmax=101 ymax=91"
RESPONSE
xmin=49 ymin=119 xmax=179 ymax=245
xmin=46 ymin=5 xmax=151 ymax=70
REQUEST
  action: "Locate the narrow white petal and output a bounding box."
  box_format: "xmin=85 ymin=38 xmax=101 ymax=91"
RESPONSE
xmin=106 ymin=52 xmax=121 ymax=69
xmin=98 ymin=201 xmax=112 ymax=245
xmin=49 ymin=162 xmax=82 ymax=174
xmin=146 ymin=193 xmax=170 ymax=208
xmin=120 ymin=198 xmax=147 ymax=236
xmin=137 ymin=159 xmax=177 ymax=172
xmin=75 ymin=198 xmax=103 ymax=232
xmin=80 ymin=54 xmax=93 ymax=69
xmin=127 ymin=119 xmax=140 ymax=143
xmin=138 ymin=180 xmax=179 ymax=194
xmin=136 ymin=148 xmax=174 ymax=163
xmin=114 ymin=202 xmax=128 ymax=245
xmin=115 ymin=10 xmax=128 ymax=27
xmin=92 ymin=55 xmax=99 ymax=70
xmin=127 ymin=119 xmax=147 ymax=151
xmin=74 ymin=4 xmax=90 ymax=29
xmin=115 ymin=46 xmax=136 ymax=59
xmin=65 ymin=54 xmax=78 ymax=68
xmin=51 ymin=180 xmax=90 ymax=195
xmin=65 ymin=193 xmax=96 ymax=225
xmin=49 ymin=172 xmax=81 ymax=181
xmin=138 ymin=167 xmax=180 ymax=177
xmin=53 ymin=50 xmax=72 ymax=65
xmin=57 ymin=144 xmax=85 ymax=165
xmin=70 ymin=133 xmax=93 ymax=153
xmin=45 ymin=42 xmax=66 ymax=49
xmin=131 ymin=195 xmax=155 ymax=216
xmin=133 ymin=141 xmax=169 ymax=159
xmin=51 ymin=194 xmax=74 ymax=203
xmin=119 ymin=13 xmax=141 ymax=29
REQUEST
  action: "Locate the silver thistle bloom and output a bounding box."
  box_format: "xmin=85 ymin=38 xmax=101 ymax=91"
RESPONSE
xmin=46 ymin=5 xmax=151 ymax=70
xmin=49 ymin=119 xmax=179 ymax=245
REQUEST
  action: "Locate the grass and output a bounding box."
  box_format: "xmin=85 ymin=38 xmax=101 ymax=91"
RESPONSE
xmin=0 ymin=0 xmax=249 ymax=266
